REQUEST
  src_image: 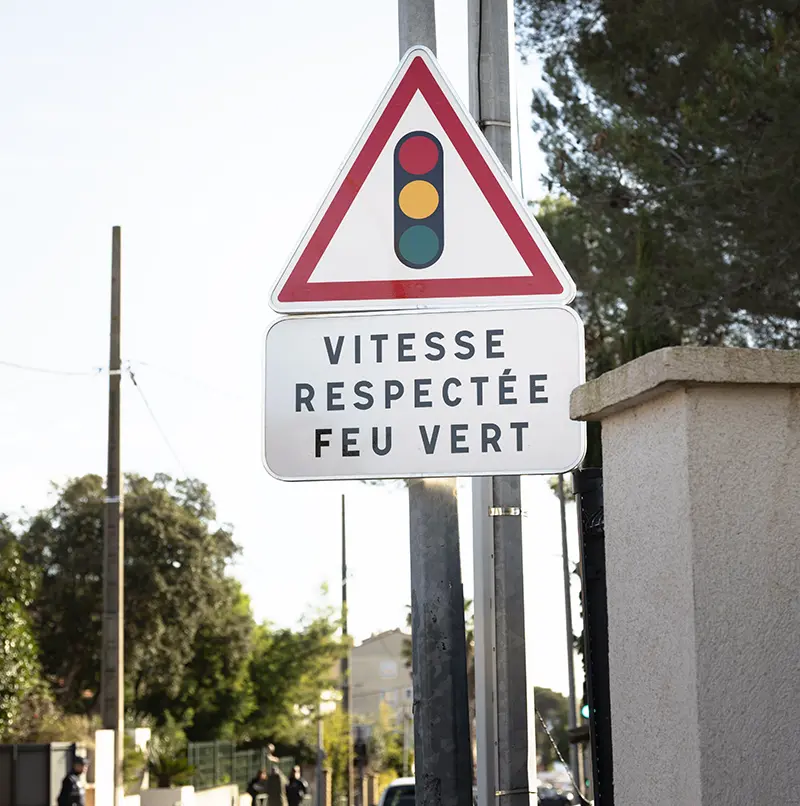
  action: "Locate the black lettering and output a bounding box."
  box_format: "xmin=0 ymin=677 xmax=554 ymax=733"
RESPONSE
xmin=295 ymin=383 xmax=315 ymax=412
xmin=470 ymin=376 xmax=489 ymax=405
xmin=481 ymin=423 xmax=501 ymax=453
xmin=315 ymin=429 xmax=332 ymax=458
xmin=454 ymin=330 xmax=475 ymax=360
xmin=385 ymin=380 xmax=404 ymax=408
xmin=451 ymin=424 xmax=469 ymax=453
xmin=354 ymin=381 xmax=374 ymax=410
xmin=486 ymin=329 xmax=505 ymax=358
xmin=398 ymin=333 xmax=416 ymax=362
xmin=530 ymin=374 xmax=548 ymax=404
xmin=371 ymin=333 xmax=389 ymax=363
xmin=327 ymin=381 xmax=345 ymax=411
xmin=424 ymin=331 xmax=445 ymax=361
xmin=419 ymin=425 xmax=440 ymax=454
xmin=372 ymin=426 xmax=392 ymax=456
xmin=354 ymin=334 xmax=362 ymax=364
xmin=442 ymin=378 xmax=462 ymax=407
xmin=414 ymin=378 xmax=432 ymax=408
xmin=510 ymin=422 xmax=529 ymax=451
xmin=323 ymin=336 xmax=345 ymax=365
xmin=342 ymin=427 xmax=359 ymax=457
xmin=499 ymin=369 xmax=517 ymax=405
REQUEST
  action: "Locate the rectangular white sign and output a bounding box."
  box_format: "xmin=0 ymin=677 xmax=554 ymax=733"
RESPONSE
xmin=263 ymin=307 xmax=586 ymax=481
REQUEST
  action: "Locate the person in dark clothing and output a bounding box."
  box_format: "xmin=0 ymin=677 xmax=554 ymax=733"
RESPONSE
xmin=248 ymin=769 xmax=268 ymax=802
xmin=57 ymin=756 xmax=87 ymax=806
xmin=266 ymin=765 xmax=289 ymax=806
xmin=286 ymin=765 xmax=308 ymax=806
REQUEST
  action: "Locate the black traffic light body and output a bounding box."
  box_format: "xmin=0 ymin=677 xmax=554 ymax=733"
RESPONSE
xmin=393 ymin=130 xmax=444 ymax=269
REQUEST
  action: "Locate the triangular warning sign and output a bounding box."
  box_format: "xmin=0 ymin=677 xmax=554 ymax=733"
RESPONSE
xmin=270 ymin=47 xmax=576 ymax=314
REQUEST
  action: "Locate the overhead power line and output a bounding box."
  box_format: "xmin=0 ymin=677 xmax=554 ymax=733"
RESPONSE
xmin=126 ymin=367 xmax=190 ymax=479
xmin=0 ymin=359 xmax=104 ymax=376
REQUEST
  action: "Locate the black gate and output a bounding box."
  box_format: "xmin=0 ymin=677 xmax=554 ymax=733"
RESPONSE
xmin=0 ymin=743 xmax=81 ymax=806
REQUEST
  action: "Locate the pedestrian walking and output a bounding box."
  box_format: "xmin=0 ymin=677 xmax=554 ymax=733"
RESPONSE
xmin=248 ymin=768 xmax=268 ymax=804
xmin=57 ymin=756 xmax=87 ymax=806
xmin=266 ymin=764 xmax=289 ymax=806
xmin=286 ymin=765 xmax=308 ymax=806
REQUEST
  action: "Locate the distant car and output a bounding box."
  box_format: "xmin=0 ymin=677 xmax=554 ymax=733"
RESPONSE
xmin=538 ymin=785 xmax=574 ymax=804
xmin=377 ymin=778 xmax=415 ymax=806
xmin=377 ymin=778 xmax=478 ymax=806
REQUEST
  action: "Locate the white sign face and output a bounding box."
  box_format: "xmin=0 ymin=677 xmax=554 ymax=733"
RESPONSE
xmin=263 ymin=307 xmax=586 ymax=481
xmin=269 ymin=47 xmax=575 ymax=314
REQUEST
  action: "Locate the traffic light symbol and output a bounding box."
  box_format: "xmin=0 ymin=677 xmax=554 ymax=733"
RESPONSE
xmin=394 ymin=131 xmax=444 ymax=269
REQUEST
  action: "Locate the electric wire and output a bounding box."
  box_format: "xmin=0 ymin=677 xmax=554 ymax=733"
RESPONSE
xmin=126 ymin=366 xmax=190 ymax=479
xmin=0 ymin=359 xmax=104 ymax=376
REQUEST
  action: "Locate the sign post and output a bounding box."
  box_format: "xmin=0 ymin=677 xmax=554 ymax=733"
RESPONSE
xmin=263 ymin=44 xmax=586 ymax=806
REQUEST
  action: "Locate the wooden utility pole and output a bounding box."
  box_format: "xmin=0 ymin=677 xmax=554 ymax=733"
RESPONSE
xmin=102 ymin=225 xmax=124 ymax=805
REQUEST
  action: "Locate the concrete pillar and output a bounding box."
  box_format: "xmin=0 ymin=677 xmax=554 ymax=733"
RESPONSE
xmin=366 ymin=775 xmax=378 ymax=806
xmin=322 ymin=768 xmax=332 ymax=806
xmin=570 ymin=347 xmax=800 ymax=806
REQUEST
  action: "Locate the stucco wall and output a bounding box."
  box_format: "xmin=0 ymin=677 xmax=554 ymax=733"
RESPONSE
xmin=602 ymin=388 xmax=703 ymax=804
xmin=572 ymin=347 xmax=800 ymax=806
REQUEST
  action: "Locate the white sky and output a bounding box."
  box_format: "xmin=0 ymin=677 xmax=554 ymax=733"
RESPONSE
xmin=0 ymin=0 xmax=582 ymax=697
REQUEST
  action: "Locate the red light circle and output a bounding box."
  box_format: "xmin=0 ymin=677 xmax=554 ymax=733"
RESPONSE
xmin=397 ymin=135 xmax=439 ymax=175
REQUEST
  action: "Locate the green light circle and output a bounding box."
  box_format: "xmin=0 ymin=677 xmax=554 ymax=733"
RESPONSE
xmin=398 ymin=225 xmax=440 ymax=267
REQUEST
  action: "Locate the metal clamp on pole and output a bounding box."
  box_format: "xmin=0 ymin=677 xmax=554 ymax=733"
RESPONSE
xmin=487 ymin=507 xmax=521 ymax=517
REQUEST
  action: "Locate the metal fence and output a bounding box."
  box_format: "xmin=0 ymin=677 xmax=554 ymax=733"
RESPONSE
xmin=187 ymin=742 xmax=294 ymax=791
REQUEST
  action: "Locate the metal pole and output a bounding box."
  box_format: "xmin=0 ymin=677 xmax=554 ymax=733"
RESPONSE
xmin=341 ymin=494 xmax=353 ymax=806
xmin=399 ymin=7 xmax=472 ymax=806
xmin=469 ymin=2 xmax=531 ymax=805
xmin=102 ymin=225 xmax=124 ymax=806
xmin=471 ymin=478 xmax=497 ymax=806
xmin=317 ymin=704 xmax=325 ymax=806
xmin=398 ymin=0 xmax=436 ymax=53
xmin=402 ymin=706 xmax=410 ymax=777
xmin=574 ymin=469 xmax=614 ymax=805
xmin=558 ymin=474 xmax=580 ymax=791
xmin=408 ymin=479 xmax=473 ymax=806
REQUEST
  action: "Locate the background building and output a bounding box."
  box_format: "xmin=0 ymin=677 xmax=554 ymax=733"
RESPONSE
xmin=351 ymin=629 xmax=412 ymax=726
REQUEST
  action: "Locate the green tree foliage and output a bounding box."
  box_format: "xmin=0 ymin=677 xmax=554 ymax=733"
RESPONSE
xmin=245 ymin=611 xmax=342 ymax=746
xmin=138 ymin=577 xmax=255 ymax=741
xmin=322 ymin=707 xmax=351 ymax=804
xmin=148 ymin=714 xmax=195 ymax=787
xmin=0 ymin=518 xmax=44 ymax=739
xmin=368 ymin=702 xmax=407 ymax=778
xmin=534 ymin=686 xmax=570 ymax=770
xmin=20 ymin=474 xmax=243 ymax=729
xmin=6 ymin=473 xmax=342 ymax=748
xmin=516 ymin=1 xmax=800 ymax=371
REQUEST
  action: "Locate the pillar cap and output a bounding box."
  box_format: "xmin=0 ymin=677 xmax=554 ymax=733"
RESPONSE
xmin=571 ymin=346 xmax=800 ymax=422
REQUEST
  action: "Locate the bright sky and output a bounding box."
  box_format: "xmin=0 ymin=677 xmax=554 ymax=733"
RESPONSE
xmin=0 ymin=0 xmax=582 ymax=697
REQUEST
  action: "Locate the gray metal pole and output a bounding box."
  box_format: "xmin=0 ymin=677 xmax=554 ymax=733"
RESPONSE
xmin=401 ymin=704 xmax=409 ymax=777
xmin=341 ymin=494 xmax=353 ymax=806
xmin=317 ymin=704 xmax=325 ymax=806
xmin=471 ymin=478 xmax=497 ymax=806
xmin=469 ymin=2 xmax=532 ymax=806
xmin=102 ymin=225 xmax=124 ymax=806
xmin=558 ymin=474 xmax=580 ymax=791
xmin=399 ymin=8 xmax=472 ymax=806
xmin=398 ymin=0 xmax=436 ymax=54
xmin=408 ymin=479 xmax=473 ymax=806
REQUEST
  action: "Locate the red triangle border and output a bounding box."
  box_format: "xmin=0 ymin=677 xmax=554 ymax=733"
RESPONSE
xmin=277 ymin=55 xmax=565 ymax=304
